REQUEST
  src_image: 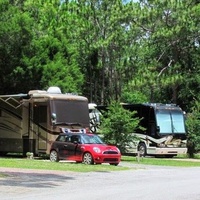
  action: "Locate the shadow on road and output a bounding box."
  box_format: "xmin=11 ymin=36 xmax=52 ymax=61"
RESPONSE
xmin=0 ymin=170 xmax=75 ymax=188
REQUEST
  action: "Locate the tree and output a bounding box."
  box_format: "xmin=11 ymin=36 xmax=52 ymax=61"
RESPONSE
xmin=23 ymin=0 xmax=84 ymax=93
xmin=0 ymin=0 xmax=85 ymax=94
xmin=185 ymin=101 xmax=200 ymax=158
xmin=123 ymin=0 xmax=200 ymax=108
xmin=63 ymin=0 xmax=141 ymax=104
xmin=121 ymin=89 xmax=148 ymax=104
xmin=0 ymin=0 xmax=36 ymax=94
xmin=99 ymin=101 xmax=143 ymax=153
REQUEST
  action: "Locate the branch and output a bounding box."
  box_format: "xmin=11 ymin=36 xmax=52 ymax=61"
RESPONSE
xmin=158 ymin=59 xmax=173 ymax=77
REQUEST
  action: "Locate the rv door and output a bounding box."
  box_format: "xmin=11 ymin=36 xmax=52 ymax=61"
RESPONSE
xmin=33 ymin=104 xmax=48 ymax=151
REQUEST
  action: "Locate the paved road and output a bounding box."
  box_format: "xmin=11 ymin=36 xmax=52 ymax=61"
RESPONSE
xmin=0 ymin=162 xmax=200 ymax=200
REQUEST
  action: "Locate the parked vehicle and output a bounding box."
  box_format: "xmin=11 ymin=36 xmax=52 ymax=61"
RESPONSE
xmin=88 ymin=103 xmax=101 ymax=133
xmin=0 ymin=86 xmax=90 ymax=156
xmin=49 ymin=133 xmax=121 ymax=165
xmin=94 ymin=103 xmax=187 ymax=158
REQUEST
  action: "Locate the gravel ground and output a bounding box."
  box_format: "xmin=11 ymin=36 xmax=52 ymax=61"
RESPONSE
xmin=1 ymin=162 xmax=200 ymax=200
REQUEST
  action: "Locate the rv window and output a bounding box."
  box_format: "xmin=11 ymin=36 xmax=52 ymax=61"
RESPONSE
xmin=33 ymin=105 xmax=47 ymax=123
xmin=171 ymin=111 xmax=185 ymax=133
xmin=156 ymin=109 xmax=185 ymax=134
xmin=50 ymin=100 xmax=89 ymax=127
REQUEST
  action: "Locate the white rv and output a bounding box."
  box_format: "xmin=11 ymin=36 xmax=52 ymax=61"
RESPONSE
xmin=0 ymin=87 xmax=90 ymax=156
xmin=88 ymin=103 xmax=101 ymax=133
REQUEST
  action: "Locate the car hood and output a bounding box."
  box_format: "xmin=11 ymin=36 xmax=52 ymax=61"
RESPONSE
xmin=84 ymin=144 xmax=119 ymax=151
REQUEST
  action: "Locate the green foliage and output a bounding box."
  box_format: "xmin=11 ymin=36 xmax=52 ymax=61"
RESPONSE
xmin=185 ymin=101 xmax=200 ymax=158
xmin=0 ymin=0 xmax=35 ymax=93
xmin=0 ymin=0 xmax=200 ymax=159
xmin=121 ymin=87 xmax=148 ymax=103
xmin=123 ymin=0 xmax=200 ymax=105
xmin=0 ymin=0 xmax=85 ymax=94
xmin=0 ymin=0 xmax=200 ymax=110
xmin=99 ymin=101 xmax=142 ymax=153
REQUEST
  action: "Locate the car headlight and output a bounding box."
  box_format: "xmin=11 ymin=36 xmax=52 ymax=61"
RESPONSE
xmin=93 ymin=147 xmax=101 ymax=153
xmin=116 ymin=148 xmax=121 ymax=153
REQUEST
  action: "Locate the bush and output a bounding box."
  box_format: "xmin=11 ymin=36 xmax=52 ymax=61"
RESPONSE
xmin=99 ymin=101 xmax=143 ymax=153
xmin=186 ymin=101 xmax=200 ymax=157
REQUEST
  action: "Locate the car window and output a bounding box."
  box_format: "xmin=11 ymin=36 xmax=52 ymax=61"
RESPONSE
xmin=65 ymin=136 xmax=71 ymax=142
xmin=71 ymin=135 xmax=81 ymax=143
xmin=82 ymin=135 xmax=104 ymax=144
xmin=57 ymin=135 xmax=66 ymax=142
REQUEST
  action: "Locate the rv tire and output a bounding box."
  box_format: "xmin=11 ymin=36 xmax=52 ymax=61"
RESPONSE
xmin=138 ymin=143 xmax=147 ymax=157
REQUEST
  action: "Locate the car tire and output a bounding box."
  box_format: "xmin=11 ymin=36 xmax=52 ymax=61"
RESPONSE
xmin=138 ymin=143 xmax=147 ymax=157
xmin=50 ymin=150 xmax=59 ymax=162
xmin=82 ymin=152 xmax=94 ymax=165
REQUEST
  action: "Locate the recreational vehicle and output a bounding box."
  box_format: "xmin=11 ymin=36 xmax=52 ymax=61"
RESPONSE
xmin=94 ymin=103 xmax=187 ymax=157
xmin=0 ymin=87 xmax=90 ymax=156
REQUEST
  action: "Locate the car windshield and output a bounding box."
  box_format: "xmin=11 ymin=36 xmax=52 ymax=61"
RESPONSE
xmin=82 ymin=134 xmax=104 ymax=144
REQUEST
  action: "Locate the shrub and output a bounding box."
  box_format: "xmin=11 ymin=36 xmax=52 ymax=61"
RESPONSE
xmin=186 ymin=101 xmax=200 ymax=157
xmin=99 ymin=101 xmax=143 ymax=153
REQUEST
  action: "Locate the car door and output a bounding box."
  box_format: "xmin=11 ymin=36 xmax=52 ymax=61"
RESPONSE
xmin=55 ymin=135 xmax=70 ymax=159
xmin=65 ymin=135 xmax=82 ymax=161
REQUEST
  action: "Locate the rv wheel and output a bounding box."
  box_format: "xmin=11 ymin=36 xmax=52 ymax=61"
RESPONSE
xmin=138 ymin=143 xmax=147 ymax=157
xmin=50 ymin=150 xmax=59 ymax=162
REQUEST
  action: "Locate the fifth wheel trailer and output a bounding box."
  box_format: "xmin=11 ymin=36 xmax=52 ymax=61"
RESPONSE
xmin=0 ymin=87 xmax=90 ymax=156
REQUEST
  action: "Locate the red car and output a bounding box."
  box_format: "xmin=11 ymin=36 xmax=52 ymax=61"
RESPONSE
xmin=50 ymin=133 xmax=121 ymax=165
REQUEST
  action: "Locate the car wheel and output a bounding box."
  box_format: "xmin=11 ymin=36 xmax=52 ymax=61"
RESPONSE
xmin=50 ymin=150 xmax=59 ymax=162
xmin=83 ymin=152 xmax=94 ymax=165
xmin=138 ymin=143 xmax=147 ymax=157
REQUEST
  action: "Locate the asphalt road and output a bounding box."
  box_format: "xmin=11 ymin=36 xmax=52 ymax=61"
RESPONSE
xmin=0 ymin=162 xmax=200 ymax=200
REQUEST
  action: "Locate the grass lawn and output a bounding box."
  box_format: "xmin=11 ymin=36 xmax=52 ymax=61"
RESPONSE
xmin=0 ymin=157 xmax=129 ymax=172
xmin=122 ymin=155 xmax=200 ymax=167
xmin=0 ymin=154 xmax=200 ymax=174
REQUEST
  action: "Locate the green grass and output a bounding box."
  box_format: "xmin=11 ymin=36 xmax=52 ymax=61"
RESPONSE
xmin=1 ymin=154 xmax=200 ymax=174
xmin=122 ymin=155 xmax=200 ymax=167
xmin=0 ymin=158 xmax=129 ymax=172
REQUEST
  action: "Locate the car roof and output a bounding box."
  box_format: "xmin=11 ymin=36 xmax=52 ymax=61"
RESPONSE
xmin=58 ymin=133 xmax=94 ymax=136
